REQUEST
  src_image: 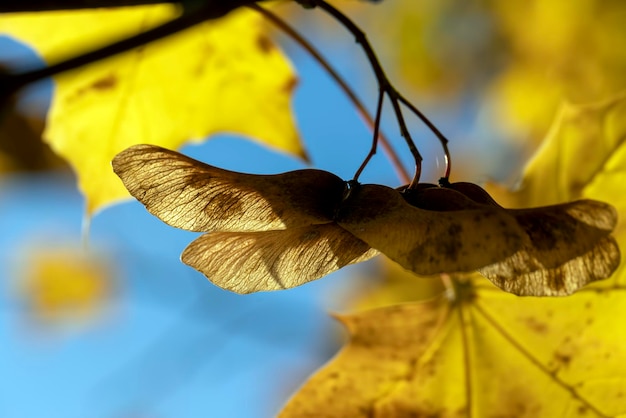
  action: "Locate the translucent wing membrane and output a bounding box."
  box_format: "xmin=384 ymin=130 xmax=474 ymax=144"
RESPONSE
xmin=449 ymin=184 xmax=620 ymax=295
xmin=480 ymin=236 xmax=620 ymax=296
xmin=181 ymin=224 xmax=378 ymax=294
xmin=112 ymin=144 xmax=345 ymax=232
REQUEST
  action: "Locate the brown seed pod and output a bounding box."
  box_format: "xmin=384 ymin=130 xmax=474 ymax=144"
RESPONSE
xmin=444 ymin=181 xmax=502 ymax=207
xmin=478 ymin=200 xmax=620 ymax=295
xmin=401 ymin=184 xmax=486 ymax=211
xmin=336 ymin=183 xmax=529 ymax=276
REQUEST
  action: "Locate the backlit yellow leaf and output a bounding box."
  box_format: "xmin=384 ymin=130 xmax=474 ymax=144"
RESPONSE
xmin=304 ymin=93 xmax=626 ymax=417
xmin=280 ymin=274 xmax=626 ymax=417
xmin=483 ymin=0 xmax=626 ymax=141
xmin=349 ymin=257 xmax=445 ymax=310
xmin=491 ymin=93 xmax=626 ymax=208
xmin=0 ymin=6 xmax=302 ymax=213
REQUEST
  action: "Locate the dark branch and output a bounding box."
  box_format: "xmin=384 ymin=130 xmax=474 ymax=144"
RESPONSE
xmin=0 ymin=0 xmax=261 ymax=99
xmin=1 ymin=0 xmax=180 ymax=12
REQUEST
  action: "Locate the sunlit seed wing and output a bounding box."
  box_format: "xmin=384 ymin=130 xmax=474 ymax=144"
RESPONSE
xmin=445 ymin=184 xmax=619 ymax=292
xmin=112 ymin=144 xmax=345 ymax=232
xmin=480 ymin=236 xmax=620 ymax=296
xmin=181 ymin=223 xmax=378 ymax=294
xmin=446 ymin=183 xmax=618 ymax=265
xmin=475 ymin=200 xmax=620 ymax=295
xmin=506 ymin=199 xmax=618 ymax=269
xmin=336 ymin=184 xmax=529 ymax=275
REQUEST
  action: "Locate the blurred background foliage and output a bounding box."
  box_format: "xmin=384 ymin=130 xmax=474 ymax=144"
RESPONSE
xmin=1 ymin=0 xmax=625 ymax=416
xmin=14 ymin=244 xmax=114 ymax=326
xmin=340 ymin=0 xmax=626 ymax=140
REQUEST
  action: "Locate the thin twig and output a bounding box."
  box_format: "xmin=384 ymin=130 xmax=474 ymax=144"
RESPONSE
xmin=398 ymin=94 xmax=451 ymax=180
xmin=352 ymin=87 xmax=384 ymax=182
xmin=306 ymin=0 xmax=452 ymax=185
xmin=249 ymin=4 xmax=410 ymax=184
xmin=388 ymin=91 xmax=421 ymax=187
xmin=311 ymin=0 xmax=422 ymax=184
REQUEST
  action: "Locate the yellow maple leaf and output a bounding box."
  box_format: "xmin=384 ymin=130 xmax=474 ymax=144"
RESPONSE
xmin=489 ymin=93 xmax=626 ymax=209
xmin=349 ymin=258 xmax=445 ymax=310
xmin=0 ymin=5 xmax=302 ymax=213
xmin=280 ymin=274 xmax=626 ymax=417
xmin=483 ymin=0 xmax=626 ymax=140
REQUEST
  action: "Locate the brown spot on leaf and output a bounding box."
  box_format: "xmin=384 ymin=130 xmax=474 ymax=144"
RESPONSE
xmin=72 ymin=74 xmax=118 ymax=99
xmin=553 ymin=351 xmax=572 ymax=368
xmin=522 ymin=316 xmax=549 ymax=334
xmin=256 ymin=35 xmax=274 ymax=54
xmin=283 ymin=76 xmax=298 ymax=94
xmin=488 ymin=388 xmax=542 ymax=418
xmin=90 ymin=74 xmax=117 ymax=91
